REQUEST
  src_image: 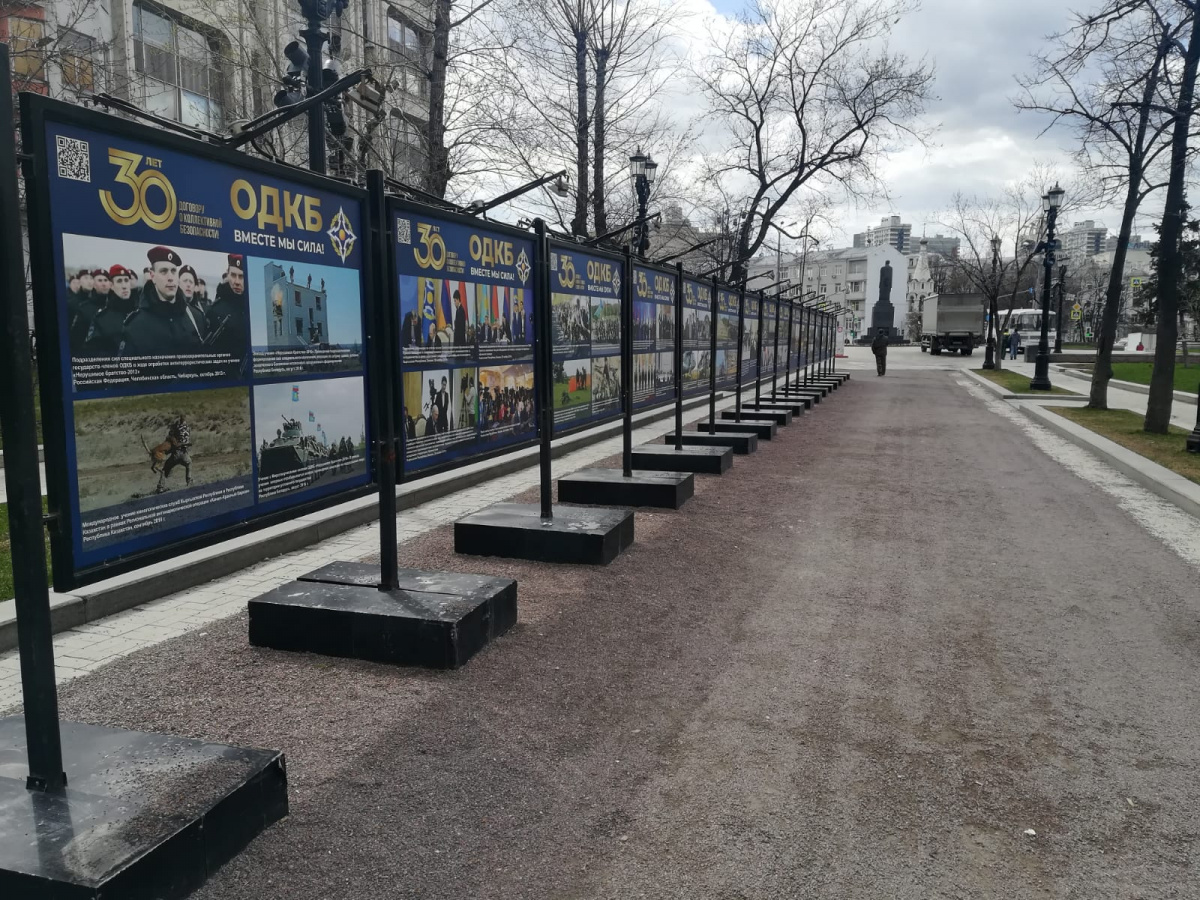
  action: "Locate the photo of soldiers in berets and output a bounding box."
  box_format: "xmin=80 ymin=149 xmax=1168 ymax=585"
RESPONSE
xmin=205 ymin=253 xmax=249 ymax=364
xmin=119 ymin=245 xmax=210 ymax=357
xmin=68 ymin=268 xmax=106 ymax=356
xmin=84 ymin=265 xmax=138 ymax=357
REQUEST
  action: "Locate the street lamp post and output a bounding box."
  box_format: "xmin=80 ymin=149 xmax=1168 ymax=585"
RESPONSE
xmin=1030 ymin=183 xmax=1065 ymax=391
xmin=983 ymin=235 xmax=1001 ymax=370
xmin=629 ymin=148 xmax=658 ymax=257
xmin=1053 ymin=263 xmax=1066 ymax=353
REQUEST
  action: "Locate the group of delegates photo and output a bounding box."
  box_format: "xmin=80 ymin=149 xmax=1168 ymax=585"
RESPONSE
xmin=66 ymin=245 xmax=248 ymax=361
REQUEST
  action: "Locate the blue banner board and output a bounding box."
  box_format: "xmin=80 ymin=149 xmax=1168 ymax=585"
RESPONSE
xmin=681 ymin=277 xmax=712 ymax=398
xmin=716 ymin=288 xmax=739 ymax=390
xmin=390 ymin=201 xmax=536 ymax=471
xmin=632 ymin=263 xmax=677 ymax=410
xmin=548 ymin=242 xmax=624 ymax=433
xmin=25 ymin=97 xmax=371 ymax=587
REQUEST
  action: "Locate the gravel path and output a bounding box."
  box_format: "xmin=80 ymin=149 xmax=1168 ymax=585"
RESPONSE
xmin=39 ymin=367 xmax=1200 ymax=898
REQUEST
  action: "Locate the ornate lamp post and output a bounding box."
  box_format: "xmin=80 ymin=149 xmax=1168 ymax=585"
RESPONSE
xmin=629 ymin=148 xmax=657 ymax=257
xmin=983 ymin=235 xmax=1001 ymax=370
xmin=1053 ymin=263 xmax=1066 ymax=353
xmin=1030 ymin=183 xmax=1064 ymax=391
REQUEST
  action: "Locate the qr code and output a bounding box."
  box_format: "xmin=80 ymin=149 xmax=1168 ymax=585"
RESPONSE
xmin=550 ymin=252 xmax=558 ymax=271
xmin=395 ymin=217 xmax=412 ymax=245
xmin=55 ymin=136 xmax=90 ymax=182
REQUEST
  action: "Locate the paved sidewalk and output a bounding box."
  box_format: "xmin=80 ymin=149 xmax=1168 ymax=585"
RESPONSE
xmin=0 ymin=381 xmax=806 ymax=708
xmin=26 ymin=366 xmax=1200 ymax=899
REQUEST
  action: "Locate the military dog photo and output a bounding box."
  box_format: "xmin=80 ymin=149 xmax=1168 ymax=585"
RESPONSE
xmin=72 ymin=387 xmax=253 ymax=551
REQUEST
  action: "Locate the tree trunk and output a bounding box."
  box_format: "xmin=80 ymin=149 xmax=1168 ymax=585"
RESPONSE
xmin=1144 ymin=19 xmax=1200 ymax=433
xmin=1090 ymin=26 xmax=1168 ymax=411
xmin=425 ymin=0 xmax=453 ymax=197
xmin=592 ymin=47 xmax=608 ymax=236
xmin=571 ymin=28 xmax=590 ymax=237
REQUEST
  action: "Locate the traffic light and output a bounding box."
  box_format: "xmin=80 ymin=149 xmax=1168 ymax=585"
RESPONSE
xmin=273 ymin=41 xmax=308 ymax=108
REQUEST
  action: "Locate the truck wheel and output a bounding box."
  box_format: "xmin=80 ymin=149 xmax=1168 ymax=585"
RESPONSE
xmin=920 ymin=345 xmax=927 ymax=353
xmin=963 ymin=347 xmax=972 ymax=356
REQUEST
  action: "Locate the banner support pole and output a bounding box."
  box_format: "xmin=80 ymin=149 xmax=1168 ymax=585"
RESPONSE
xmin=673 ymin=263 xmax=684 ymax=451
xmin=535 ymin=220 xmax=554 ymax=519
xmin=0 ymin=44 xmax=66 ymax=792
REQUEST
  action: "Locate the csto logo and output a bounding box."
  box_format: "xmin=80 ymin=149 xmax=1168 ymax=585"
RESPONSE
xmin=99 ymin=148 xmax=177 ymax=231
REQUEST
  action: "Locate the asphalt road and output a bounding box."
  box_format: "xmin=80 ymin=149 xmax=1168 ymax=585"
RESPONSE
xmin=50 ymin=364 xmax=1200 ymax=898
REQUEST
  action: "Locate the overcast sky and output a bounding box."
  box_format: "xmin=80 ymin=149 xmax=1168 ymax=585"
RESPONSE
xmin=675 ymin=0 xmax=1152 ymax=250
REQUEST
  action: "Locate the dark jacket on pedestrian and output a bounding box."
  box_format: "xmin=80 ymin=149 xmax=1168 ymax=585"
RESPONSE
xmin=871 ymin=332 xmax=889 ymax=356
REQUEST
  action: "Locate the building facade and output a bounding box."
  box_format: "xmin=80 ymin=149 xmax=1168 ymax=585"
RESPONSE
xmin=852 ymin=216 xmax=913 ymax=254
xmin=1060 ymin=220 xmax=1108 ymax=261
xmin=2 ymin=0 xmax=433 ymax=178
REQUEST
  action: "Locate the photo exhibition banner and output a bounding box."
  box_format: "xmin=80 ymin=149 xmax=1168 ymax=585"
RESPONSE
xmin=681 ymin=277 xmax=712 ymax=398
xmin=547 ymin=243 xmax=624 ymax=433
xmin=716 ymin=287 xmax=739 ymax=390
xmin=27 ymin=99 xmax=370 ymax=586
xmin=391 ymin=202 xmax=536 ymax=471
xmin=743 ymin=293 xmax=761 ymax=383
xmin=631 ymin=263 xmax=677 ymax=411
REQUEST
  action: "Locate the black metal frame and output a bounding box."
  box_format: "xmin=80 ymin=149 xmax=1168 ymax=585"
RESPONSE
xmin=382 ymin=194 xmax=543 ymax=482
xmin=544 ymin=237 xmax=628 ymax=437
xmin=20 ymin=93 xmax=376 ymax=591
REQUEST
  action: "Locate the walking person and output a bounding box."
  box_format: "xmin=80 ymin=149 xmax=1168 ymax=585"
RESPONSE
xmin=871 ymin=330 xmax=889 ymax=376
xmin=1008 ymin=326 xmax=1021 ymax=360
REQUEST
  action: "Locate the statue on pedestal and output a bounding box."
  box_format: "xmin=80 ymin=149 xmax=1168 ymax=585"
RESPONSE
xmin=870 ymin=260 xmax=896 ymax=339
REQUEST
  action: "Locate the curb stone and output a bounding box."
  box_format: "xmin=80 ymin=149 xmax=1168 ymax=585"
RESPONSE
xmin=1016 ymin=402 xmax=1200 ymax=522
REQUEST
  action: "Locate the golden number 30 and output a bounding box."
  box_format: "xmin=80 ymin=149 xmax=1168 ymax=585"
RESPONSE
xmin=99 ymin=149 xmax=177 ymax=231
xmin=413 ymin=222 xmax=447 ymax=270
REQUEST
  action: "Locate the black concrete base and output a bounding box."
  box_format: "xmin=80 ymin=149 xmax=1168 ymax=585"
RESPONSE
xmin=695 ymin=419 xmax=777 ymax=439
xmin=765 ymin=394 xmax=814 ymax=410
xmin=785 ymin=382 xmax=829 ymax=396
xmin=721 ymin=407 xmax=792 ymax=426
xmin=630 ymin=444 xmax=733 ymax=474
xmin=0 ymin=717 xmax=286 ymax=900
xmin=778 ymin=387 xmax=822 ymax=403
xmin=249 ymin=562 xmax=517 ymax=669
xmin=664 ymin=430 xmax=758 ymax=454
xmin=455 ymin=502 xmax=634 ymax=565
xmin=558 ymin=467 xmax=694 ymax=509
xmin=743 ymin=399 xmax=809 ymax=415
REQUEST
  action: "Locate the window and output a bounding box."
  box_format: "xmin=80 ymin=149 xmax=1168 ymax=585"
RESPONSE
xmin=388 ymin=13 xmax=422 ymax=59
xmin=295 ymin=317 xmax=304 ymax=336
xmin=60 ymin=30 xmax=97 ymax=91
xmin=294 ymin=290 xmax=301 ymax=307
xmin=9 ymin=16 xmax=46 ymax=81
xmin=315 ymin=295 xmax=322 ymax=310
xmin=133 ymin=3 xmax=223 ymax=129
xmin=848 ymin=260 xmax=866 ymax=275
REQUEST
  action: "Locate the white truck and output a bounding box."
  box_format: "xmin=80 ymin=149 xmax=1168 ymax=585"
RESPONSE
xmin=920 ymin=293 xmax=986 ymax=356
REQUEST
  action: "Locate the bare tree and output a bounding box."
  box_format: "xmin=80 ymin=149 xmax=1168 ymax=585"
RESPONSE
xmin=1017 ymin=4 xmax=1179 ymax=411
xmin=936 ymin=173 xmax=1063 ymax=370
xmin=695 ymin=0 xmax=932 ymax=281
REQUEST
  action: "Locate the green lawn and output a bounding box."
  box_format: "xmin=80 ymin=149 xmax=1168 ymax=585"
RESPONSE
xmin=0 ymin=498 xmax=51 ymax=601
xmin=973 ymin=369 xmax=1078 ymax=395
xmin=1108 ymin=362 xmax=1200 ymax=394
xmin=1049 ymin=407 xmax=1200 ymax=486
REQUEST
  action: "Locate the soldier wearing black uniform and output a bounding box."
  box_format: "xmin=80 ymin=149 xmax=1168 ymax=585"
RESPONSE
xmin=205 ymin=253 xmax=249 ymax=363
xmin=120 ymin=246 xmax=209 ymax=357
xmin=84 ymin=265 xmax=138 ymax=356
xmin=68 ymin=268 xmax=105 ymax=356
xmin=65 ymin=270 xmax=83 ymax=321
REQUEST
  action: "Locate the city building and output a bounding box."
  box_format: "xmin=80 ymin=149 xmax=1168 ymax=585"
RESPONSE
xmin=1060 ymin=220 xmax=1108 ymax=261
xmin=918 ymin=233 xmax=960 ymax=259
xmin=906 ymin=239 xmax=935 ymax=318
xmin=852 ymin=216 xmax=913 ymax=254
xmin=1 ymin=0 xmax=433 ymax=179
xmin=1103 ymin=234 xmax=1152 ymax=252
